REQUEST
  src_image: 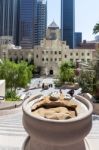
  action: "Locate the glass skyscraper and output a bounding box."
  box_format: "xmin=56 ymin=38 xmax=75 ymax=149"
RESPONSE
xmin=20 ymin=0 xmax=47 ymax=48
xmin=0 ymin=0 xmax=19 ymax=45
xmin=14 ymin=0 xmax=20 ymax=46
xmin=74 ymin=32 xmax=82 ymax=48
xmin=19 ymin=0 xmax=37 ymax=48
xmin=61 ymin=0 xmax=75 ymax=49
xmin=37 ymin=0 xmax=47 ymax=45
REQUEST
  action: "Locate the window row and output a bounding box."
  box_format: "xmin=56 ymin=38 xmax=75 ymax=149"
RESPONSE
xmin=42 ymin=58 xmax=91 ymax=62
xmin=70 ymin=59 xmax=90 ymax=62
xmin=42 ymin=51 xmax=61 ymax=54
xmin=40 ymin=52 xmax=90 ymax=56
xmin=42 ymin=58 xmax=61 ymax=61
xmin=69 ymin=52 xmax=90 ymax=56
xmin=36 ymin=54 xmax=90 ymax=59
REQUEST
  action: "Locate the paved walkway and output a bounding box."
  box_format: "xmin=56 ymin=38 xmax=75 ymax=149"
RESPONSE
xmin=0 ymin=101 xmax=22 ymax=112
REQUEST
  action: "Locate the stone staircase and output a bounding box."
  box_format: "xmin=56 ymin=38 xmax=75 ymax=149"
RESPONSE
xmin=0 ymin=111 xmax=27 ymax=150
xmin=87 ymin=115 xmax=99 ymax=139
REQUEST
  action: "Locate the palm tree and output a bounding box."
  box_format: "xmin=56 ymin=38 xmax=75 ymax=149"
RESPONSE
xmin=93 ymin=23 xmax=99 ymax=34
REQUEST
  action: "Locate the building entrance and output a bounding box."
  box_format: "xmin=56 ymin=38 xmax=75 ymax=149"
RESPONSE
xmin=49 ymin=69 xmax=53 ymax=75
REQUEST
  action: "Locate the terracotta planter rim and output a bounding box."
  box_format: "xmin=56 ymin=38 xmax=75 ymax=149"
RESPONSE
xmin=22 ymin=94 xmax=93 ymax=123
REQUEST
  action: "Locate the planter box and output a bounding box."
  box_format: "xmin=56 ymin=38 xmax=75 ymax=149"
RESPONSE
xmin=62 ymin=83 xmax=79 ymax=90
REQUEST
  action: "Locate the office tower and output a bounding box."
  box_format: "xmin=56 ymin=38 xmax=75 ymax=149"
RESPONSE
xmin=0 ymin=0 xmax=19 ymax=45
xmin=37 ymin=0 xmax=47 ymax=45
xmin=19 ymin=0 xmax=37 ymax=48
xmin=14 ymin=0 xmax=20 ymax=46
xmin=74 ymin=32 xmax=82 ymax=48
xmin=20 ymin=0 xmax=47 ymax=49
xmin=61 ymin=0 xmax=75 ymax=49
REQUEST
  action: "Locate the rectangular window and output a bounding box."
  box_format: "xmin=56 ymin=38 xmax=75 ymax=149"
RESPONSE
xmin=70 ymin=59 xmax=73 ymax=62
xmin=55 ymin=51 xmax=57 ymax=54
xmin=81 ymin=59 xmax=85 ymax=62
xmin=87 ymin=59 xmax=90 ymax=62
xmin=50 ymin=58 xmax=53 ymax=61
xmin=59 ymin=51 xmax=61 ymax=54
xmin=65 ymin=55 xmax=67 ymax=58
xmin=76 ymin=59 xmax=79 ymax=61
xmin=36 ymin=54 xmax=38 ymax=58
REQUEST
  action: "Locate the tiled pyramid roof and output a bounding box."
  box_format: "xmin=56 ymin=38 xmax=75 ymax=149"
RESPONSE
xmin=48 ymin=21 xmax=59 ymax=29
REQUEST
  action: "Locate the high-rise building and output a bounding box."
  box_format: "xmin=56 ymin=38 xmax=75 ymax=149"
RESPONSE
xmin=74 ymin=32 xmax=82 ymax=48
xmin=19 ymin=0 xmax=37 ymax=49
xmin=0 ymin=0 xmax=19 ymax=45
xmin=19 ymin=0 xmax=47 ymax=49
xmin=61 ymin=0 xmax=75 ymax=49
xmin=14 ymin=0 xmax=20 ymax=46
xmin=36 ymin=0 xmax=47 ymax=45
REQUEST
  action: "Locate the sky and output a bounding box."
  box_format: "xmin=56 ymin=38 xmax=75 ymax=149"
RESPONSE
xmin=47 ymin=0 xmax=99 ymax=41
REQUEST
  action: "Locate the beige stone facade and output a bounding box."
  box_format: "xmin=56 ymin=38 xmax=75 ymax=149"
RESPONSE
xmin=0 ymin=36 xmax=13 ymax=45
xmin=0 ymin=45 xmax=33 ymax=63
xmin=0 ymin=40 xmax=95 ymax=76
xmin=7 ymin=49 xmax=33 ymax=63
xmin=46 ymin=28 xmax=60 ymax=41
xmin=34 ymin=38 xmax=95 ymax=75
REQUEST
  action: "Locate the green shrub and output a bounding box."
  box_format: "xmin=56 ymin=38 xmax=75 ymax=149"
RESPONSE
xmin=59 ymin=62 xmax=75 ymax=83
xmin=54 ymin=80 xmax=63 ymax=87
xmin=5 ymin=91 xmax=19 ymax=101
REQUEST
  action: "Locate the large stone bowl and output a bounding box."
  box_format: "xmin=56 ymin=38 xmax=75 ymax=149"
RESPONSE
xmin=22 ymin=94 xmax=93 ymax=150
